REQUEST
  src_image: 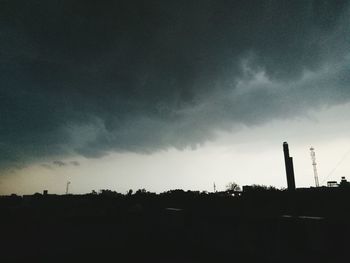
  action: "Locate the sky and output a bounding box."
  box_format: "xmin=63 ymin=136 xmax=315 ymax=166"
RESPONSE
xmin=1 ymin=0 xmax=350 ymax=195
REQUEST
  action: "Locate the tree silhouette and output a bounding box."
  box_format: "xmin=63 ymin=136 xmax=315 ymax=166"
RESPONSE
xmin=226 ymin=182 xmax=241 ymax=192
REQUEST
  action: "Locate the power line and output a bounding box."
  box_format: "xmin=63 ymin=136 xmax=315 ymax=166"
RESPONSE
xmin=321 ymin=148 xmax=350 ymax=184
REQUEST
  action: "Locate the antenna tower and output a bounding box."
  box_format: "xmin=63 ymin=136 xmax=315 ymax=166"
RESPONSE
xmin=66 ymin=181 xmax=71 ymax=195
xmin=310 ymin=147 xmax=320 ymax=187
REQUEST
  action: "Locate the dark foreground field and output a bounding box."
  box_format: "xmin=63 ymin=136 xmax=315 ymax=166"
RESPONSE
xmin=1 ymin=188 xmax=349 ymax=263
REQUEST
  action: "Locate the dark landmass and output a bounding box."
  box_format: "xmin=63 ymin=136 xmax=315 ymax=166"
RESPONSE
xmin=1 ymin=186 xmax=350 ymax=263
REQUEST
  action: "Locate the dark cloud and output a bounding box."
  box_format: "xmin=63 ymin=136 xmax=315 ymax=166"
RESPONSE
xmin=42 ymin=160 xmax=80 ymax=169
xmin=0 ymin=0 xmax=349 ymax=168
xmin=52 ymin=160 xmax=66 ymax=167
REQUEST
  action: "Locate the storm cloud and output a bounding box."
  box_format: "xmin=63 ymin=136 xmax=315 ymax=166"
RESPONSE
xmin=0 ymin=0 xmax=349 ymax=169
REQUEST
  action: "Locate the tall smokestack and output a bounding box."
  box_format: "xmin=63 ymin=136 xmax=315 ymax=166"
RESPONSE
xmin=283 ymin=142 xmax=296 ymax=191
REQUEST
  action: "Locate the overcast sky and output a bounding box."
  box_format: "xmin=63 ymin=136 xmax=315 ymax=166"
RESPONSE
xmin=1 ymin=0 xmax=350 ymax=195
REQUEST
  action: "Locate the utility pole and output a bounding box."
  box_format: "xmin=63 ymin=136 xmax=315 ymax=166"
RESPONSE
xmin=213 ymin=182 xmax=216 ymax=193
xmin=66 ymin=181 xmax=71 ymax=195
xmin=310 ymin=147 xmax=320 ymax=187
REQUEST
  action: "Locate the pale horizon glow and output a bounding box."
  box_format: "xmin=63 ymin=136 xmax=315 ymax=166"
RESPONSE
xmin=2 ymin=103 xmax=350 ymax=196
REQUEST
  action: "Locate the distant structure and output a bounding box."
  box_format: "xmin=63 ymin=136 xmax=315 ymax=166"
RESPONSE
xmin=339 ymin=176 xmax=350 ymax=188
xmin=310 ymin=147 xmax=320 ymax=187
xmin=43 ymin=190 xmax=48 ymax=195
xmin=213 ymin=182 xmax=216 ymax=193
xmin=66 ymin=181 xmax=71 ymax=195
xmin=327 ymin=181 xmax=338 ymax=187
xmin=327 ymin=177 xmax=350 ymax=188
xmin=283 ymin=142 xmax=296 ymax=191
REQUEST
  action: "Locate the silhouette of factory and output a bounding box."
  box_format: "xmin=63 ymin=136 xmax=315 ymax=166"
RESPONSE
xmin=1 ymin=142 xmax=350 ymax=263
xmin=283 ymin=142 xmax=296 ymax=191
xmin=280 ymin=141 xmax=349 ymax=191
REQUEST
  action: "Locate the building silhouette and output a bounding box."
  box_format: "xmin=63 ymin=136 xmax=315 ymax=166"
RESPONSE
xmin=283 ymin=142 xmax=296 ymax=191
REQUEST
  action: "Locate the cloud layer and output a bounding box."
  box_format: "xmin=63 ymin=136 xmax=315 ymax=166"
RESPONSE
xmin=1 ymin=0 xmax=349 ymax=168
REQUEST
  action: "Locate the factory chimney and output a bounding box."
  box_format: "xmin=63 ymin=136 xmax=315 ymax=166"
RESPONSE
xmin=283 ymin=142 xmax=296 ymax=191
